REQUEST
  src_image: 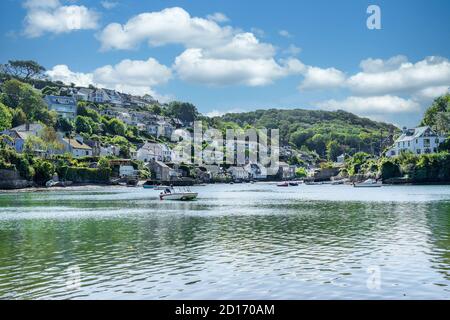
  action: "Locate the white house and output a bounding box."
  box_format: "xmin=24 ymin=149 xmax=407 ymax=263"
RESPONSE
xmin=61 ymin=136 xmax=93 ymax=157
xmin=119 ymin=165 xmax=137 ymax=178
xmin=136 ymin=142 xmax=163 ymax=162
xmin=44 ymin=95 xmax=77 ymax=119
xmin=386 ymin=126 xmax=446 ymax=157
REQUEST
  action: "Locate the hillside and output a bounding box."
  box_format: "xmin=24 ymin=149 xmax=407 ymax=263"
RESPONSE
xmin=215 ymin=108 xmax=399 ymax=159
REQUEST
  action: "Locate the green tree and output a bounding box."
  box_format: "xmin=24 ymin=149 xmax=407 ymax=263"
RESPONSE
xmin=379 ymin=159 xmax=401 ymax=180
xmin=0 ymin=102 xmax=12 ymax=131
xmin=326 ymin=140 xmax=341 ymax=162
xmin=56 ymin=117 xmax=73 ymax=133
xmin=164 ymin=101 xmax=198 ymax=123
xmin=74 ymin=116 xmax=93 ymax=135
xmin=106 ymin=118 xmax=126 ymax=136
xmin=98 ymin=157 xmax=111 ymax=170
xmin=32 ymin=159 xmax=55 ymax=184
xmin=421 ymin=94 xmax=450 ymax=133
xmin=0 ymin=60 xmax=46 ymax=80
xmin=11 ymin=108 xmax=27 ymax=127
xmin=295 ymin=167 xmax=307 ymax=178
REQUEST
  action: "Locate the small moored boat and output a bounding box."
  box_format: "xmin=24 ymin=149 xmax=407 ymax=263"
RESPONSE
xmin=288 ymin=181 xmax=299 ymax=186
xmin=353 ymin=178 xmax=382 ymax=188
xmin=277 ymin=181 xmax=289 ymax=187
xmin=159 ymin=187 xmax=198 ymax=201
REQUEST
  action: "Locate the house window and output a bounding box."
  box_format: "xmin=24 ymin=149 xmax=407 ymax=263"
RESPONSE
xmin=407 ymin=141 xmax=410 ymax=147
xmin=416 ymin=139 xmax=418 ymax=143
xmin=424 ymin=138 xmax=430 ymax=147
xmin=416 ymin=149 xmax=421 ymax=154
xmin=433 ymin=148 xmax=437 ymax=153
xmin=86 ymin=151 xmax=89 ymax=156
xmin=435 ymin=138 xmax=439 ymax=144
xmin=397 ymin=142 xmax=400 ymax=147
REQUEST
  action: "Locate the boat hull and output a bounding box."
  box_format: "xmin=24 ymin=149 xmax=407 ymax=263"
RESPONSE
xmin=160 ymin=192 xmax=198 ymax=201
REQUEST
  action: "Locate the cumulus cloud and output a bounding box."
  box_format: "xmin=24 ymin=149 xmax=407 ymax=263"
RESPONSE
xmin=317 ymin=95 xmax=420 ymax=115
xmin=23 ymin=0 xmax=99 ymax=37
xmin=299 ymin=66 xmax=346 ymax=90
xmin=46 ymin=64 xmax=94 ymax=87
xmin=46 ymin=57 xmax=171 ymax=100
xmin=93 ymin=58 xmax=172 ymax=88
xmin=173 ymin=48 xmax=304 ymax=86
xmin=347 ymin=56 xmax=450 ymax=96
xmin=204 ymin=32 xmax=276 ymax=60
xmin=97 ymin=7 xmax=309 ymax=87
xmin=98 ymin=7 xmax=233 ymax=50
xmin=300 ymin=55 xmax=450 ymax=119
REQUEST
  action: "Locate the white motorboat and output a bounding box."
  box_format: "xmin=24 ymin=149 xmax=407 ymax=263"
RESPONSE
xmin=353 ymin=178 xmax=382 ymax=188
xmin=159 ymin=187 xmax=198 ymax=201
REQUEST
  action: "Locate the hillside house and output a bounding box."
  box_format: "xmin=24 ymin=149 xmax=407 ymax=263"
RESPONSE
xmin=44 ymin=95 xmax=77 ymax=119
xmin=386 ymin=126 xmax=446 ymax=157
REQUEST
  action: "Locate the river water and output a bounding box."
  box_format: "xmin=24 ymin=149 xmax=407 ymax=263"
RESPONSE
xmin=0 ymin=183 xmax=449 ymax=299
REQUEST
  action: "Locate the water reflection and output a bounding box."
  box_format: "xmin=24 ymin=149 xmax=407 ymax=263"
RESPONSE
xmin=0 ymin=184 xmax=449 ymax=299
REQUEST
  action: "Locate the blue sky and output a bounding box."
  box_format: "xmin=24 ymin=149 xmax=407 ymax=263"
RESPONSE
xmin=1 ymin=0 xmax=449 ymax=127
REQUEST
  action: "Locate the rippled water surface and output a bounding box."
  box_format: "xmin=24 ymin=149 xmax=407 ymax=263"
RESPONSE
xmin=0 ymin=183 xmax=449 ymax=299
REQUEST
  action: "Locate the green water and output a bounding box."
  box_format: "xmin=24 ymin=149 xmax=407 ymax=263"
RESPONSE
xmin=0 ymin=183 xmax=449 ymax=299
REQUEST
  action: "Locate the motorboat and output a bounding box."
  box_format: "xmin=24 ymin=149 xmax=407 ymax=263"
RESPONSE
xmin=277 ymin=181 xmax=289 ymax=187
xmin=353 ymin=178 xmax=382 ymax=188
xmin=288 ymin=181 xmax=299 ymax=186
xmin=159 ymin=187 xmax=198 ymax=201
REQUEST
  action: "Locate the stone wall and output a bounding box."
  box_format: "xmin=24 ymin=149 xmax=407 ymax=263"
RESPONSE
xmin=0 ymin=169 xmax=32 ymax=189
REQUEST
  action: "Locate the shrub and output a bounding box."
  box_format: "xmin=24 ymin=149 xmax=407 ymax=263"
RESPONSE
xmin=33 ymin=159 xmax=55 ymax=184
xmin=379 ymin=159 xmax=401 ymax=180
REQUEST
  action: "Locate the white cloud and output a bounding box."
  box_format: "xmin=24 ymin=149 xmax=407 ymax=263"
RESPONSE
xmin=414 ymin=86 xmax=449 ymax=100
xmin=101 ymin=1 xmax=118 ymax=10
xmin=46 ymin=58 xmax=172 ymax=99
xmin=98 ymin=7 xmax=233 ymax=50
xmin=299 ymin=66 xmax=346 ymax=90
xmin=206 ymin=12 xmax=229 ymax=23
xmin=93 ymin=58 xmax=172 ymax=88
xmin=205 ymin=33 xmax=276 ymax=60
xmin=173 ymin=48 xmax=304 ymax=86
xmin=279 ymin=30 xmax=292 ymax=38
xmin=317 ymin=95 xmax=420 ymax=115
xmin=347 ymin=56 xmax=450 ymax=96
xmin=46 ymin=64 xmax=94 ymax=87
xmin=97 ymin=7 xmax=309 ymax=87
xmin=23 ymin=0 xmax=99 ymax=37
xmin=359 ymin=55 xmax=408 ymax=73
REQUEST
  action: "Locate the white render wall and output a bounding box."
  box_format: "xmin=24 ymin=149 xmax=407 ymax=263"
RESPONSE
xmin=388 ymin=136 xmax=445 ymax=157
